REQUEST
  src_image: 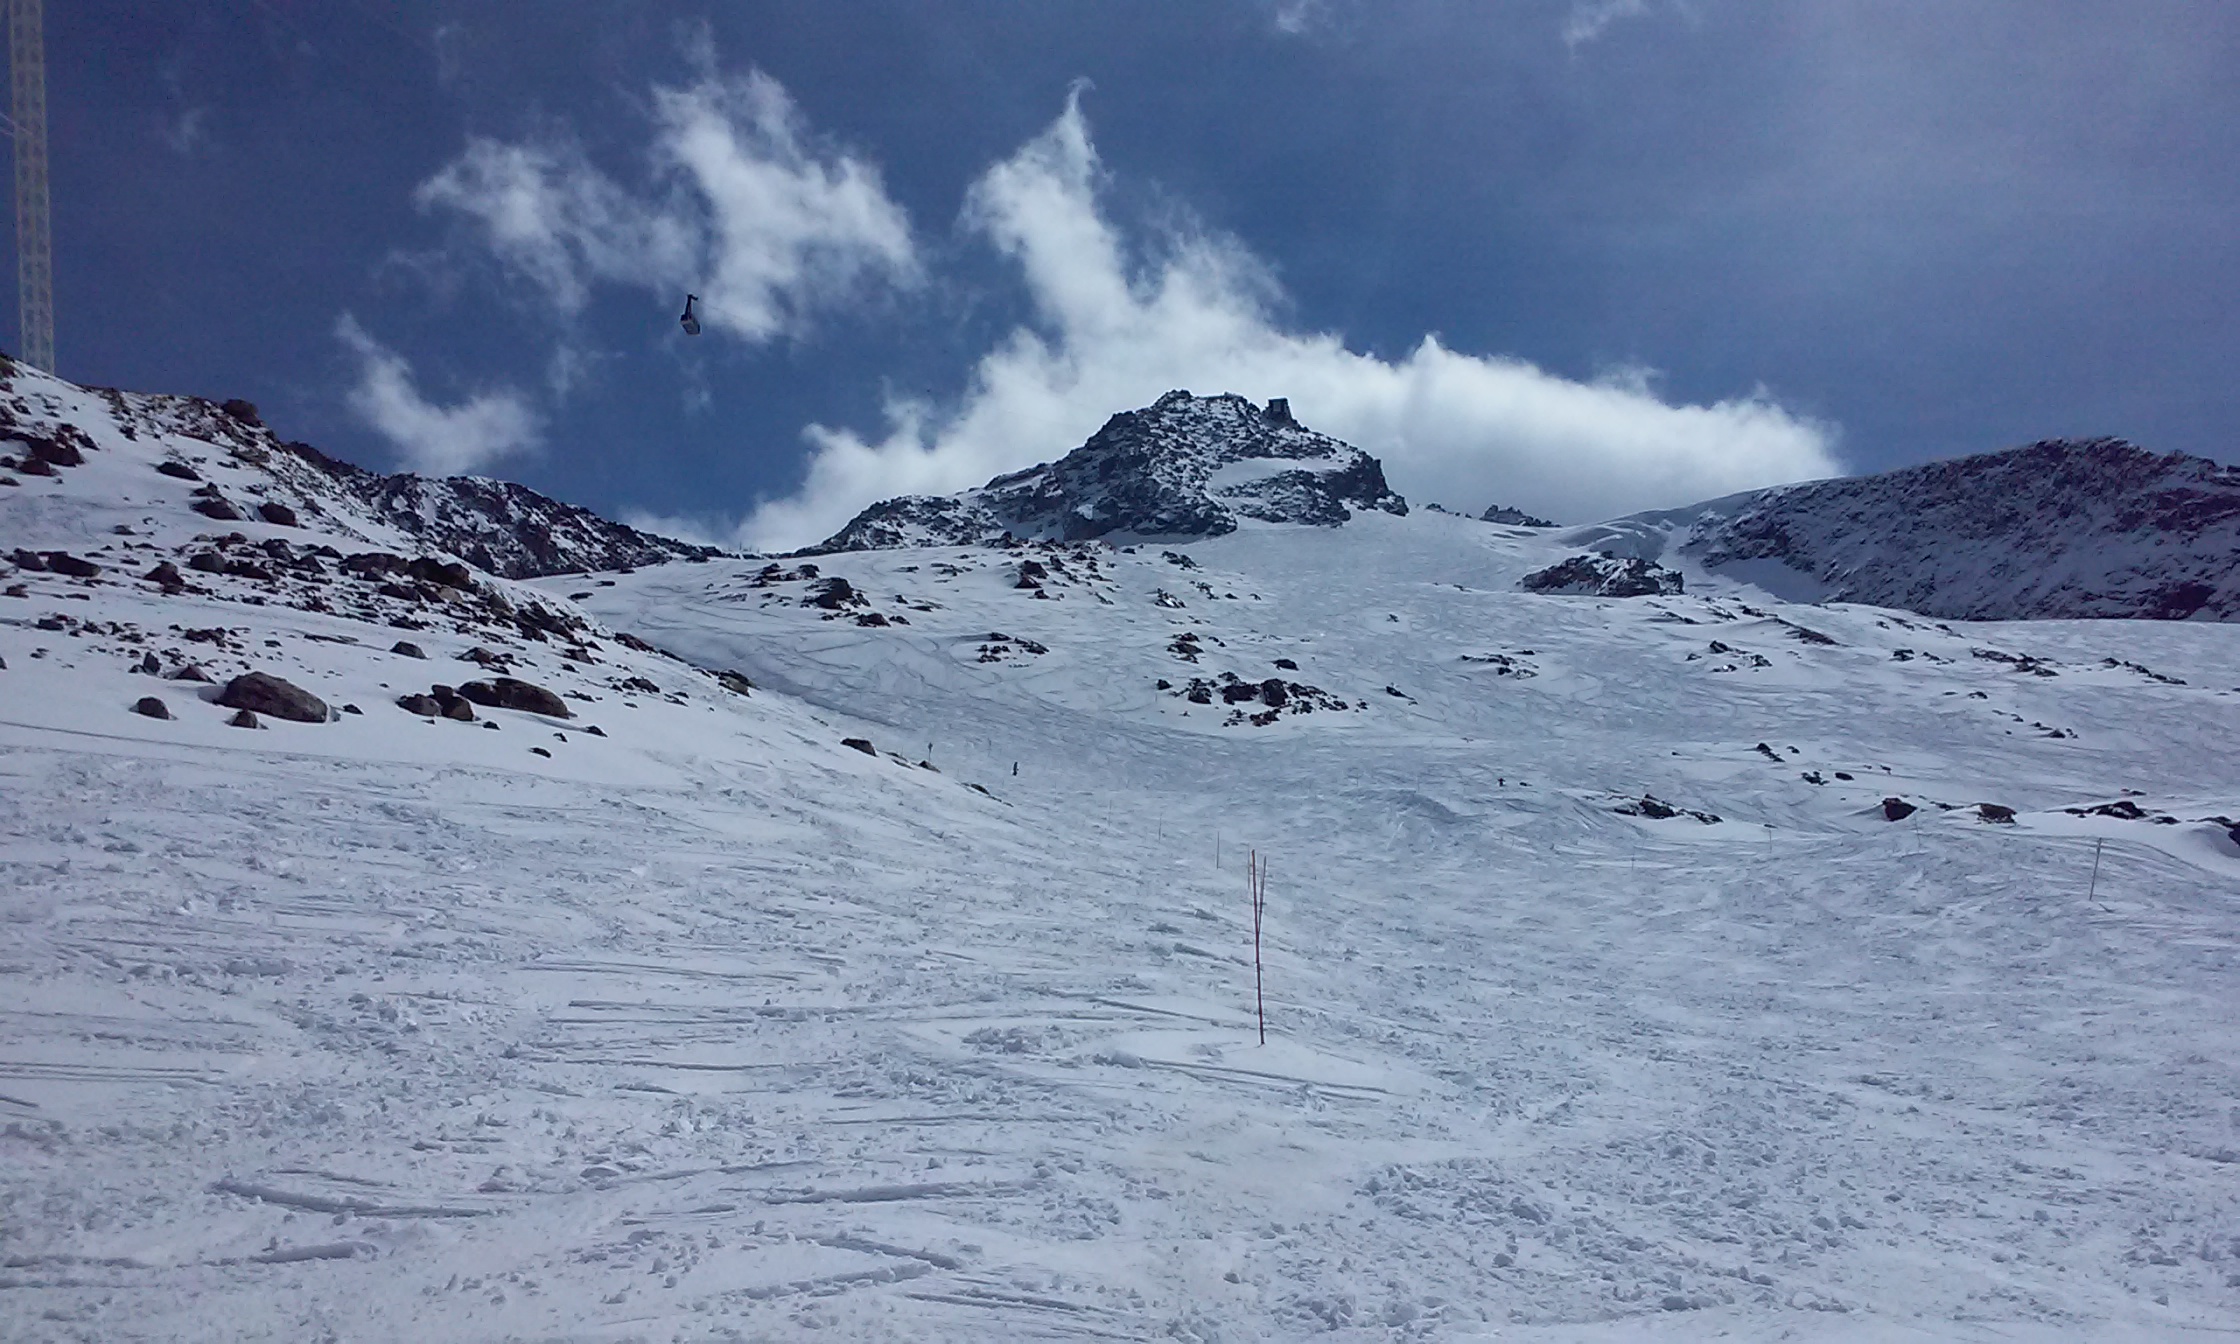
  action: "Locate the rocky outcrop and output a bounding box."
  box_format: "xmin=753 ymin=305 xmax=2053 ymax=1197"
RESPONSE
xmin=810 ymin=392 xmax=1407 ymax=552
xmin=1520 ymin=553 xmax=1684 ymax=598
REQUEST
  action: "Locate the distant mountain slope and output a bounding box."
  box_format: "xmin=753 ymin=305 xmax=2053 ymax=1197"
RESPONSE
xmin=1569 ymin=438 xmax=2240 ymax=621
xmin=0 ymin=358 xmax=717 ymax=578
xmin=810 ymin=391 xmax=1406 ymax=552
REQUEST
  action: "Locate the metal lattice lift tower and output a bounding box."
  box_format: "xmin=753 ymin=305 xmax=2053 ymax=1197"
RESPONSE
xmin=8 ymin=0 xmax=50 ymax=372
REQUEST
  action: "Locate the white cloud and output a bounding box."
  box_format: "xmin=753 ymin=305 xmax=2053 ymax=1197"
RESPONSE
xmin=654 ymin=72 xmax=918 ymax=340
xmin=415 ymin=139 xmax=685 ymax=315
xmin=1564 ymin=0 xmax=1653 ymax=49
xmin=735 ymin=94 xmax=1840 ymax=550
xmin=336 ymin=316 xmax=541 ymax=477
xmin=158 ymin=106 xmax=210 ymax=156
xmin=616 ymin=507 xmax=728 ymax=549
xmin=415 ymin=70 xmax=915 ymax=342
xmin=1268 ymin=0 xmax=1329 ymax=37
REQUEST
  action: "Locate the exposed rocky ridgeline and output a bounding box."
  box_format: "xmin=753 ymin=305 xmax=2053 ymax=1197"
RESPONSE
xmin=1521 ymin=552 xmax=1684 ymax=598
xmin=0 ymin=357 xmax=773 ymax=748
xmin=1481 ymin=504 xmax=1555 ymax=527
xmin=281 ymin=442 xmax=720 ymax=579
xmin=1574 ymin=438 xmax=2240 ymax=622
xmin=810 ymin=391 xmax=1407 ymax=553
xmin=0 ymin=357 xmax=717 ymax=579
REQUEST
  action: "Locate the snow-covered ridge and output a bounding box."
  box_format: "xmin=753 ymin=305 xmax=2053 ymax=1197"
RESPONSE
xmin=0 ymin=358 xmax=718 ymax=578
xmin=1572 ymin=437 xmax=2240 ymax=621
xmin=809 ymin=390 xmax=1408 ymax=552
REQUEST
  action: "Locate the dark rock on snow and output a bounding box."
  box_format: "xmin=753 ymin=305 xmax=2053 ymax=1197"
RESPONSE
xmin=842 ymin=737 xmax=877 ymax=755
xmin=390 ymin=641 xmax=427 ymax=658
xmin=1521 ymin=552 xmax=1684 ymax=598
xmin=1618 ymin=794 xmax=1723 ymax=824
xmin=804 ymin=576 xmax=865 ymax=611
xmin=42 ymin=551 xmax=99 ymax=578
xmin=217 ymin=671 xmax=330 ymax=723
xmin=228 ymin=709 xmax=262 ymax=729
xmin=423 ymin=685 xmax=477 ymax=721
xmin=2080 ymin=799 xmax=2149 ymax=820
xmin=407 ymin=556 xmax=474 ymax=590
xmin=21 ymin=430 xmax=85 ymax=468
xmin=1881 ymin=797 xmax=1918 ymax=821
xmin=456 ymin=677 xmax=571 ymax=718
xmin=132 ymin=695 xmax=171 ymax=720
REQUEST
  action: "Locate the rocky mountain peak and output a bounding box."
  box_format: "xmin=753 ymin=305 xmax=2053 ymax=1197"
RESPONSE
xmin=810 ymin=391 xmax=1407 ymax=553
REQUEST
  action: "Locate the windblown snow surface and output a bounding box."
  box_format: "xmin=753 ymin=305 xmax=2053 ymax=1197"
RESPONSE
xmin=4 ymin=375 xmax=2240 ymax=1340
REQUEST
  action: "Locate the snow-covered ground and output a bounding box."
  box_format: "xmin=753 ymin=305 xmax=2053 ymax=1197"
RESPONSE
xmin=5 ymin=381 xmax=2239 ymax=1339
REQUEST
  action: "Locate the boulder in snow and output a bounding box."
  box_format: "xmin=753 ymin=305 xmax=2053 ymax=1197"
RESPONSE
xmin=1521 ymin=552 xmax=1684 ymax=598
xmin=457 ymin=677 xmax=571 ymax=718
xmin=218 ymin=672 xmax=330 ymax=724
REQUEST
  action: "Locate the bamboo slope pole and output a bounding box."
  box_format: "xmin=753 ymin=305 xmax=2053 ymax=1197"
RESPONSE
xmin=1249 ymin=850 xmax=1267 ymax=1046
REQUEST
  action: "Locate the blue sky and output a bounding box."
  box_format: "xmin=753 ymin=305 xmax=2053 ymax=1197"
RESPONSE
xmin=45 ymin=1 xmax=2240 ymax=545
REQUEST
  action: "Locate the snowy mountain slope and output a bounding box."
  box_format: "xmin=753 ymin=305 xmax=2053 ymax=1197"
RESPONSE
xmin=6 ymin=364 xmax=2240 ymax=1341
xmin=543 ymin=515 xmax=2240 ymax=1339
xmin=1567 ymin=438 xmax=2240 ymax=621
xmin=0 ymin=359 xmax=718 ymax=578
xmin=810 ymin=390 xmax=1407 ymax=552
